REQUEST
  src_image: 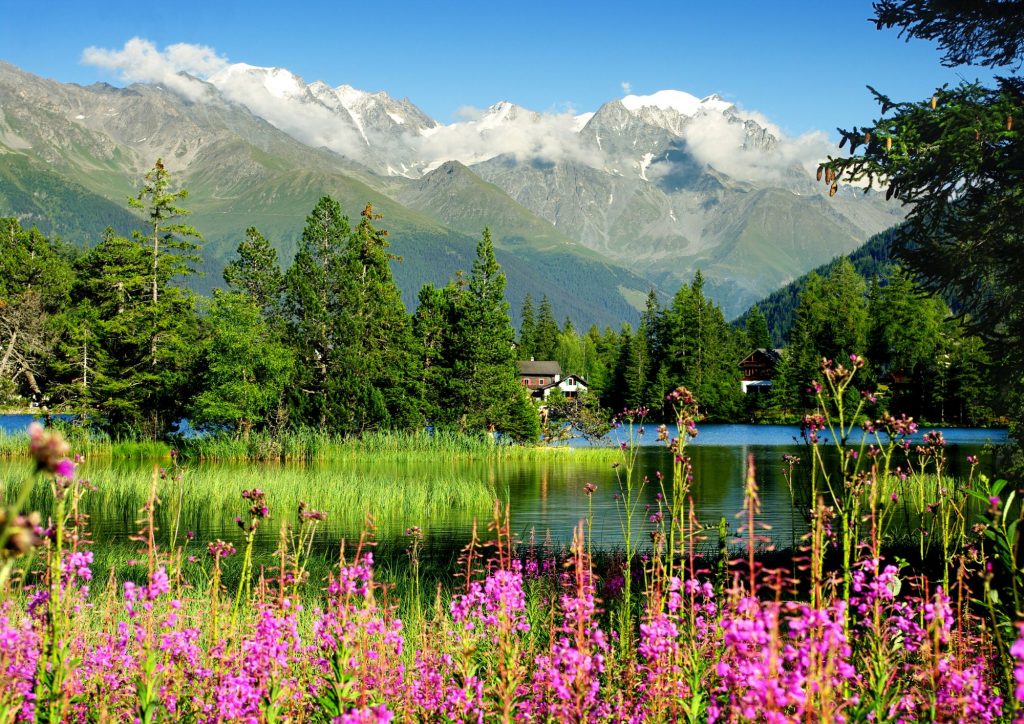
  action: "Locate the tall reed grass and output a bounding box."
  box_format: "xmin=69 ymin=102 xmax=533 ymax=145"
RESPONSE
xmin=179 ymin=428 xmax=619 ymax=462
xmin=0 ymin=428 xmax=172 ymax=460
xmin=0 ymin=426 xmax=618 ymax=462
xmin=1 ymin=458 xmax=499 ymax=546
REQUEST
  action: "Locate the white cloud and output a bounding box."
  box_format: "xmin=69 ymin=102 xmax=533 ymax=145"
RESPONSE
xmin=417 ymin=104 xmax=602 ymax=169
xmin=621 ymin=81 xmax=632 ymax=95
xmin=658 ymin=106 xmax=838 ymax=185
xmin=82 ymin=38 xmax=228 ymax=101
xmin=209 ymin=65 xmax=368 ymax=158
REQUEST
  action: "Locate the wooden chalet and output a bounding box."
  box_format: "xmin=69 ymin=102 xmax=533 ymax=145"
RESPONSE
xmin=739 ymin=348 xmax=782 ymax=394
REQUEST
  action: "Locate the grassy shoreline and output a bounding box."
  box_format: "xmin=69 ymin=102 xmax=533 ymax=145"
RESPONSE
xmin=0 ymin=427 xmax=620 ymax=463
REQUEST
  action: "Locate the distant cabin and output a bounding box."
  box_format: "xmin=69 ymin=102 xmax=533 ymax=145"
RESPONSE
xmin=517 ymin=360 xmax=589 ymax=400
xmin=739 ymin=348 xmax=782 ymax=394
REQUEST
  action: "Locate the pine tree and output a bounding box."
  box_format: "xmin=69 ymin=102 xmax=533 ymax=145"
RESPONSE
xmin=224 ymin=226 xmax=284 ymax=322
xmin=607 ymin=324 xmax=635 ymax=414
xmin=581 ymin=325 xmax=611 ymax=399
xmin=745 ymin=306 xmax=772 ymax=351
xmin=285 ymin=199 xmax=422 ymax=432
xmin=535 ymin=295 xmax=560 ymax=360
xmin=284 ymin=196 xmax=351 ymax=429
xmin=780 ymin=262 xmax=869 ymax=413
xmin=73 ymin=228 xmax=201 ymax=435
xmin=128 ymin=159 xmax=202 ymax=365
xmin=518 ymin=294 xmax=537 ymax=359
xmin=413 ymin=281 xmax=461 ymax=424
xmin=342 ymin=204 xmax=422 ymax=431
xmin=448 ymin=229 xmax=537 ymax=440
xmin=656 ymin=272 xmax=742 ymax=419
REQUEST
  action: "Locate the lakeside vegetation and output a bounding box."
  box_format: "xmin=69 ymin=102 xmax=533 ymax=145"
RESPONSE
xmin=1 ymin=354 xmax=1023 ymax=721
xmin=0 ymin=145 xmax=1010 ymax=456
xmin=0 ymin=426 xmax=622 ymax=465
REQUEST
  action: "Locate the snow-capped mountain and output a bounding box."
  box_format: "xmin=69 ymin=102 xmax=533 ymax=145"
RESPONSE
xmin=208 ymin=63 xmax=438 ymax=176
xmin=203 ymin=64 xmax=788 ymax=183
xmin=164 ymin=64 xmax=906 ymax=310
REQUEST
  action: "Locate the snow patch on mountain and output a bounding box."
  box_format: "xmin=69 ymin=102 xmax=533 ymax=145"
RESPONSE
xmin=573 ymin=112 xmax=594 ymax=131
xmin=638 ymin=152 xmax=654 ymax=181
xmin=621 ymin=90 xmax=731 ymax=116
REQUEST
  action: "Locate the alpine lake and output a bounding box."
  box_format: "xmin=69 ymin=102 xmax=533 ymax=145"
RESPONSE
xmin=0 ymin=415 xmax=1009 ymax=564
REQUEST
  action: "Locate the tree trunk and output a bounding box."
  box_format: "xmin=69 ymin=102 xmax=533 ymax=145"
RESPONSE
xmin=0 ymin=329 xmax=16 ymax=377
xmin=152 ymin=223 xmax=160 ymax=306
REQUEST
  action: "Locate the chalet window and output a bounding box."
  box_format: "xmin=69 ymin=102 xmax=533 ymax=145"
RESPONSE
xmin=523 ymin=378 xmax=531 ymax=385
xmin=539 ymin=378 xmax=546 ymax=385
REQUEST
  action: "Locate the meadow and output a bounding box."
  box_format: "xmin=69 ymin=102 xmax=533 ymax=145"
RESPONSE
xmin=0 ymin=362 xmax=1019 ymax=720
xmin=0 ymin=361 xmax=1021 ymax=722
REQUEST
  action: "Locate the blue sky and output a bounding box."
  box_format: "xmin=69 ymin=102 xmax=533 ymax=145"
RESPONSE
xmin=0 ymin=0 xmax=994 ymax=138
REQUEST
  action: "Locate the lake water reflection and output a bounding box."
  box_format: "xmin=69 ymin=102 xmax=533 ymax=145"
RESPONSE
xmin=0 ymin=419 xmax=1009 ymax=557
xmin=505 ymin=426 xmax=1005 ymax=552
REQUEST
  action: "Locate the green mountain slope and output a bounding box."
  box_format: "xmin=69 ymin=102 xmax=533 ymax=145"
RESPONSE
xmin=735 ymin=227 xmax=899 ymax=345
xmin=0 ymin=153 xmax=138 ymax=240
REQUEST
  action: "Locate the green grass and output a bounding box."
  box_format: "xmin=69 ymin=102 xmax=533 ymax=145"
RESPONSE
xmin=0 ymin=427 xmax=618 ymax=463
xmin=179 ymin=429 xmax=621 ymax=463
xmin=1 ymin=456 xmax=505 ymax=547
xmin=0 ymin=428 xmax=173 ymax=460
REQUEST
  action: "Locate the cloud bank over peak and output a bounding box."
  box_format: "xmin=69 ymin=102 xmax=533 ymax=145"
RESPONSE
xmin=82 ymin=38 xmax=228 ymax=101
xmin=419 ymin=103 xmax=602 ymax=169
xmin=681 ymin=110 xmax=834 ymax=184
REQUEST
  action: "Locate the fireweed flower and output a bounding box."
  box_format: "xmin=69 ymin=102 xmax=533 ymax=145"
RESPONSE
xmin=450 ymin=562 xmax=529 ymax=636
xmin=530 ymin=582 xmax=609 ymax=721
xmin=123 ymin=566 xmax=170 ymax=617
xmin=54 ymin=457 xmax=75 ymax=480
xmin=61 ymin=550 xmax=94 ymax=597
xmin=27 ymin=422 xmax=73 ymax=477
xmin=0 ymin=611 xmax=40 ymax=720
xmin=208 ymin=540 xmax=236 ymax=559
xmin=1009 ymin=625 xmax=1024 ymax=703
xmin=800 ymin=414 xmax=827 ymax=444
xmin=298 ymin=500 xmax=327 ymax=522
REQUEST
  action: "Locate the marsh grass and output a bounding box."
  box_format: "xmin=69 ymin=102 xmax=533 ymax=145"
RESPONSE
xmin=0 ymin=429 xmax=172 ymax=460
xmin=0 ymin=426 xmax=619 ymax=463
xmin=1 ymin=459 xmax=502 ymax=548
xmin=178 ymin=428 xmax=620 ymax=462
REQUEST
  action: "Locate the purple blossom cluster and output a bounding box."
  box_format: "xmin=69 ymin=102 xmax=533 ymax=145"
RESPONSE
xmin=1 ymin=542 xmax=1021 ymax=721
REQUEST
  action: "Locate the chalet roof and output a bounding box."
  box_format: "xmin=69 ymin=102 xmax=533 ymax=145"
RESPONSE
xmin=517 ymin=360 xmax=562 ymax=376
xmin=739 ymin=348 xmax=783 ymax=366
